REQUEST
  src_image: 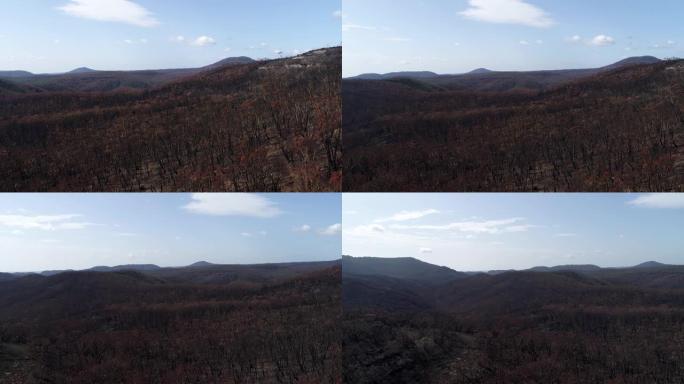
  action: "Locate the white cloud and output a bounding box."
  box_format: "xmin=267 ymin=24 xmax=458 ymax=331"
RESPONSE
xmin=174 ymin=35 xmax=185 ymax=43
xmin=347 ymin=224 xmax=387 ymax=237
xmin=628 ymin=194 xmax=684 ymax=209
xmin=567 ymin=35 xmax=582 ymax=43
xmin=589 ymin=35 xmax=615 ymax=46
xmin=241 ymin=232 xmax=253 ymax=237
xmin=191 ymin=36 xmax=216 ymax=47
xmin=375 ymin=209 xmax=439 ymax=223
xmin=295 ymin=224 xmax=312 ymax=232
xmin=554 ymin=233 xmax=577 ymax=238
xmin=0 ymin=214 xmax=94 ymax=231
xmin=419 ymin=247 xmax=433 ymax=254
xmin=459 ymin=0 xmax=554 ymax=28
xmin=57 ymin=0 xmax=159 ymax=27
xmin=333 ymin=10 xmax=344 ymax=18
xmin=320 ymin=223 xmax=342 ymax=236
xmin=667 ymin=40 xmax=676 ymax=45
xmin=535 ymin=39 xmax=543 ymax=44
xmin=391 ymin=218 xmax=536 ymax=234
xmin=183 ymin=194 xmax=282 ymax=218
xmin=520 ymin=40 xmax=530 ymax=45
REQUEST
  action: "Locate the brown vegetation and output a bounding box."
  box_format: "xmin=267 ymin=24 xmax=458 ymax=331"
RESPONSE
xmin=0 ymin=47 xmax=341 ymax=192
xmin=343 ymin=257 xmax=684 ymax=383
xmin=343 ymin=60 xmax=684 ymax=191
xmin=0 ymin=263 xmax=341 ymax=383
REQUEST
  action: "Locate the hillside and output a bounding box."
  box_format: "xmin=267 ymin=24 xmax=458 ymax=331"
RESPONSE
xmin=344 ymin=256 xmax=684 ymax=383
xmin=0 ymin=47 xmax=341 ymax=192
xmin=342 ymin=255 xmax=466 ymax=284
xmin=343 ymin=57 xmax=684 ymax=192
xmin=0 ymin=262 xmax=341 ymax=383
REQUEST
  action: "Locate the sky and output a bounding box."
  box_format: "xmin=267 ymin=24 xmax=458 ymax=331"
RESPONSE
xmin=343 ymin=193 xmax=684 ymax=271
xmin=0 ymin=0 xmax=341 ymax=73
xmin=0 ymin=193 xmax=341 ymax=273
xmin=342 ymin=0 xmax=684 ymax=77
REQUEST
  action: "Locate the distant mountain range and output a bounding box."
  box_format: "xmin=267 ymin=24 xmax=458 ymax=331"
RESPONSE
xmin=4 ymin=259 xmax=340 ymax=279
xmin=346 ymin=56 xmax=665 ymax=93
xmin=343 ymin=256 xmax=684 ymax=312
xmin=350 ymin=56 xmax=661 ymax=80
xmin=0 ymin=56 xmax=257 ymax=93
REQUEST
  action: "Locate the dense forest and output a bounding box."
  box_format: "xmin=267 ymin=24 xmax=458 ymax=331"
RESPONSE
xmin=343 ymin=256 xmax=684 ymax=383
xmin=343 ymin=58 xmax=684 ymax=191
xmin=0 ymin=47 xmax=341 ymax=192
xmin=0 ymin=262 xmax=341 ymax=383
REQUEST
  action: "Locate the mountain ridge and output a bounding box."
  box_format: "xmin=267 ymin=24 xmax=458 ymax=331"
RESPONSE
xmin=347 ymin=56 xmax=663 ymax=80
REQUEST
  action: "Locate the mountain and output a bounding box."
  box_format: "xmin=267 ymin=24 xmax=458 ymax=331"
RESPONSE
xmin=188 ymin=261 xmax=215 ymax=268
xmin=68 ymin=67 xmax=97 ymax=74
xmin=634 ymin=261 xmax=670 ymax=269
xmin=0 ymin=70 xmax=34 ymax=78
xmin=203 ymin=56 xmax=256 ymax=70
xmin=352 ymin=71 xmax=439 ymax=80
xmin=343 ymin=257 xmax=684 ymax=312
xmin=347 ymin=56 xmax=665 ymax=92
xmin=602 ymin=55 xmax=662 ymax=70
xmin=528 ymin=264 xmax=602 ymax=273
xmin=88 ymin=264 xmax=162 ymax=272
xmin=342 ymin=255 xmax=467 ymax=284
xmin=468 ymin=68 xmax=493 ymax=74
xmin=0 ymin=56 xmax=257 ymax=93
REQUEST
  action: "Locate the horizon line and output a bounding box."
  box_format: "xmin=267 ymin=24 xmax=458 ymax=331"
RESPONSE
xmin=342 ymin=54 xmax=679 ymax=78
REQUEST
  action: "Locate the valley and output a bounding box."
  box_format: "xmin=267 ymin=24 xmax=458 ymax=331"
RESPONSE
xmin=343 ymin=256 xmax=684 ymax=383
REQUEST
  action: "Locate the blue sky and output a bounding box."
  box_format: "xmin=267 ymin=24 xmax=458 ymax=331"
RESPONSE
xmin=0 ymin=193 xmax=341 ymax=273
xmin=343 ymin=194 xmax=684 ymax=271
xmin=0 ymin=0 xmax=341 ymax=73
xmin=343 ymin=0 xmax=684 ymax=76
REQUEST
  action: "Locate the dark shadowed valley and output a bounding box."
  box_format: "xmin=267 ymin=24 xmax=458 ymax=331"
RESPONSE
xmin=0 ymin=261 xmax=341 ymax=384
xmin=0 ymin=47 xmax=341 ymax=192
xmin=343 ymin=256 xmax=684 ymax=384
xmin=343 ymin=57 xmax=684 ymax=192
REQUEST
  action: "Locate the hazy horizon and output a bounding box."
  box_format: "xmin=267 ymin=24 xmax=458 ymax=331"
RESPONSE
xmin=342 ymin=0 xmax=684 ymax=77
xmin=0 ymin=0 xmax=341 ymax=73
xmin=0 ymin=193 xmax=342 ymax=273
xmin=343 ymin=53 xmax=668 ymax=77
xmin=342 ymin=193 xmax=684 ymax=271
xmin=342 ymin=254 xmax=680 ymax=272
